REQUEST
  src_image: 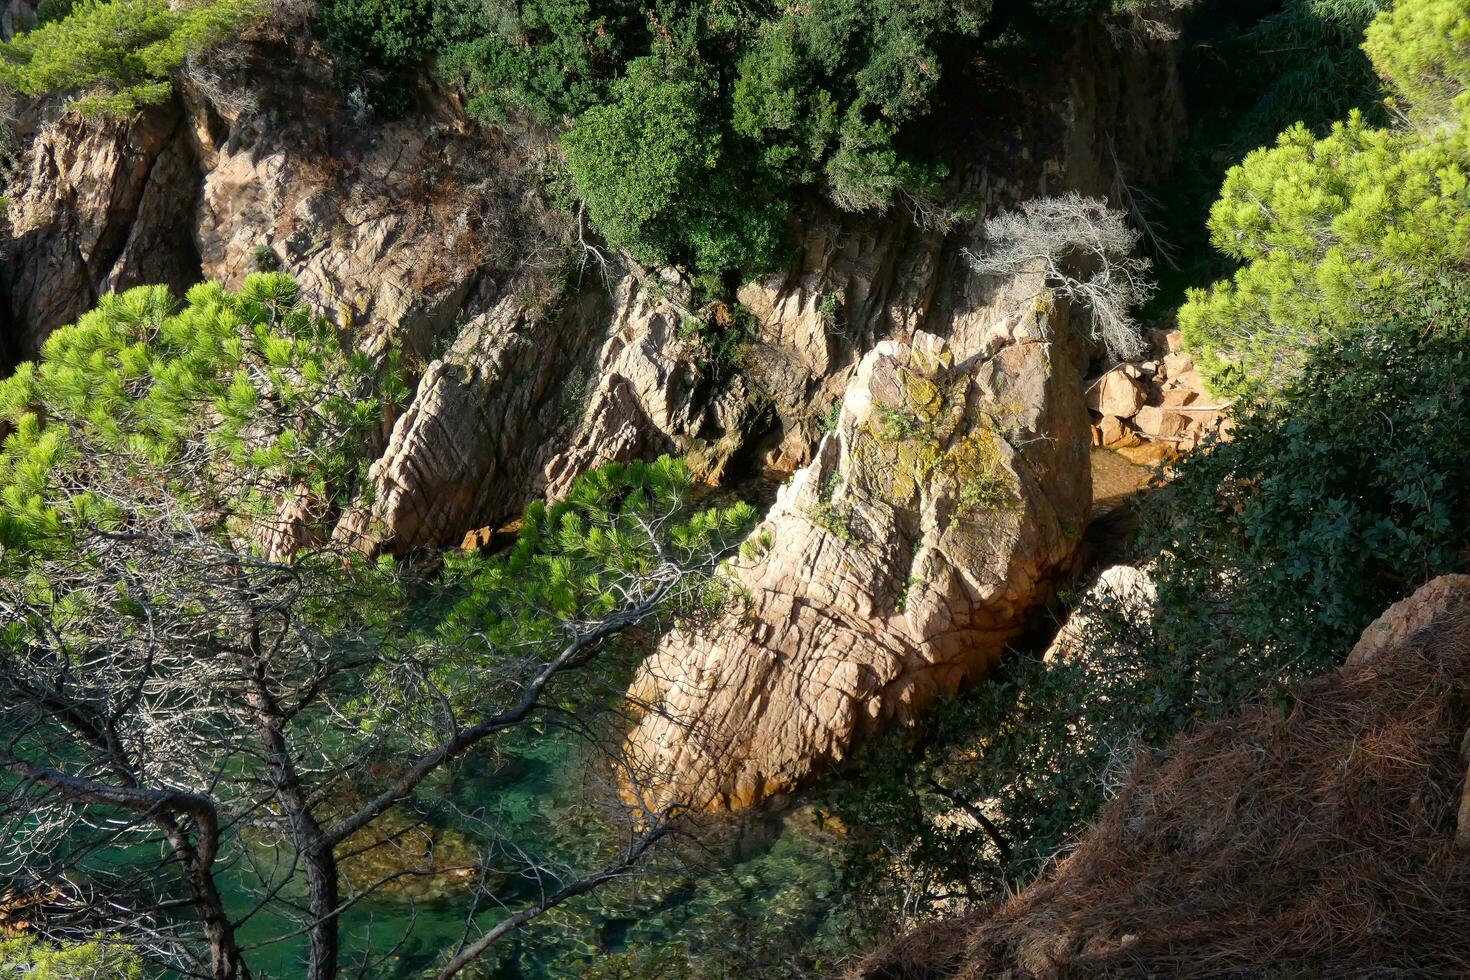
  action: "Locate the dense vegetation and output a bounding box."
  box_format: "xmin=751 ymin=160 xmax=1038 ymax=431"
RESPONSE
xmin=3 ymin=0 xmax=1470 ymax=975
xmin=1180 ymin=0 xmax=1470 ymax=392
xmin=828 ymin=278 xmax=1470 ymax=916
xmin=0 ymin=0 xmax=1159 ymax=273
xmin=0 ymin=0 xmax=261 ymax=118
xmin=0 ymin=278 xmax=755 ymax=979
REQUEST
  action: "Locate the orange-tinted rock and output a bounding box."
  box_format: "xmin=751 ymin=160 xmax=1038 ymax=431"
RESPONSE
xmin=1347 ymin=574 xmax=1470 ymax=667
xmin=626 ymin=275 xmax=1092 ymax=810
xmin=1086 ymin=367 xmax=1147 ymax=418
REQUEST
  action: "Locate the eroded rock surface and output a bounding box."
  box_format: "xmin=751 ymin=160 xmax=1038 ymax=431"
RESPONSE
xmin=1 ymin=104 xmax=200 ymax=367
xmin=628 ymin=274 xmax=1092 ymax=809
xmin=1348 ymin=573 xmax=1470 ymax=667
xmin=0 ymin=16 xmax=1183 ymax=555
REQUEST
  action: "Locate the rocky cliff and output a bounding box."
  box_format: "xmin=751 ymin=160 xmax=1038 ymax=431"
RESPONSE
xmin=0 ymin=13 xmax=1186 ymax=809
xmin=628 ymin=272 xmax=1093 ymax=809
xmin=0 ymin=15 xmax=1182 ymax=553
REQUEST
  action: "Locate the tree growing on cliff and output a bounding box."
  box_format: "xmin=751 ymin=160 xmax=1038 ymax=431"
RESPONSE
xmin=1179 ymin=0 xmax=1470 ymax=393
xmin=0 ymin=0 xmax=265 ymax=118
xmin=560 ymin=55 xmax=786 ymax=272
xmin=965 ymin=193 xmax=1154 ymax=360
xmin=0 ymin=278 xmax=755 ymax=979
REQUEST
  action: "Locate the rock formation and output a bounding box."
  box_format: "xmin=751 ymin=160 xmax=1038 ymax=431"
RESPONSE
xmin=0 ymin=16 xmax=1184 ymax=555
xmin=627 ymin=271 xmax=1093 ymax=809
xmin=1043 ymin=564 xmax=1155 ymax=663
xmin=1347 ymin=573 xmax=1470 ymax=667
xmin=0 ymin=104 xmax=201 ymax=367
xmin=1087 ymin=328 xmax=1229 ymax=464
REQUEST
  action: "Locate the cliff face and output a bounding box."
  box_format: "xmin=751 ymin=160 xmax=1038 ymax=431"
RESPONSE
xmin=0 ymin=16 xmax=1185 ymax=805
xmin=0 ymin=18 xmax=1182 ymax=554
xmin=629 ymin=275 xmax=1093 ymax=810
xmin=854 ymin=576 xmax=1470 ymax=980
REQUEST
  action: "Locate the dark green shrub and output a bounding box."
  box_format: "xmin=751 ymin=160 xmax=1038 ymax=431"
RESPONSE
xmin=561 ymin=55 xmax=785 ymax=271
xmin=436 ymin=0 xmax=642 ymax=123
xmin=314 ymin=0 xmax=437 ymax=116
xmin=1150 ymin=280 xmax=1470 ymax=678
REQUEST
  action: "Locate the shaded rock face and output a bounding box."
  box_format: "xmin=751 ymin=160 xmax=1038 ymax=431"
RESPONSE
xmin=1 ymin=32 xmax=560 ymax=369
xmin=628 ymin=272 xmax=1093 ymax=809
xmin=1 ymin=104 xmax=202 ymax=368
xmin=1348 ymin=573 xmax=1470 ymax=667
xmin=737 ymin=21 xmax=1184 ymax=476
xmin=0 ymin=0 xmax=39 ymax=41
xmin=0 ymin=17 xmax=1183 ymax=554
xmin=334 ymin=284 xmax=612 ymax=554
xmin=176 ymin=44 xmax=555 ymax=363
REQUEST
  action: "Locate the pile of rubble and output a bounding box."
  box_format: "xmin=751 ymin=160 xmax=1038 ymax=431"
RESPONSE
xmin=1087 ymin=329 xmax=1230 ymax=464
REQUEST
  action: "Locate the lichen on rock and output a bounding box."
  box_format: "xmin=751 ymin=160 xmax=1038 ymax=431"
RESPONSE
xmin=626 ymin=275 xmax=1093 ymax=810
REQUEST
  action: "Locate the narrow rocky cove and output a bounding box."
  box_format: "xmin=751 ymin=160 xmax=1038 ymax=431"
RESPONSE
xmin=2 ymin=0 xmax=1469 ymax=977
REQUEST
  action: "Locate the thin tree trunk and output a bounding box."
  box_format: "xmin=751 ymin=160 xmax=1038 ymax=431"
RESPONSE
xmin=243 ymin=647 xmax=340 ymax=980
xmin=159 ymin=816 xmax=249 ymax=980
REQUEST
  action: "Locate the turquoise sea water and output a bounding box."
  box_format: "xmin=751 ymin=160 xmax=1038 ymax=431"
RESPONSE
xmin=216 ymin=733 xmax=846 ymax=978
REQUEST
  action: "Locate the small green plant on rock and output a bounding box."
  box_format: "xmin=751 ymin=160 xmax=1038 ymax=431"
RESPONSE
xmin=808 ymin=475 xmax=858 ymax=543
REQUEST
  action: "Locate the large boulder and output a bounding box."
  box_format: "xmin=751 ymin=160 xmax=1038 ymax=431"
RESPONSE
xmin=627 ymin=277 xmax=1092 ymax=809
xmin=1347 ymin=573 xmax=1470 ymax=667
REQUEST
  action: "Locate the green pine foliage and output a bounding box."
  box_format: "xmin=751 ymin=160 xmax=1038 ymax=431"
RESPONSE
xmin=0 ymin=275 xmax=394 ymax=560
xmin=0 ymin=0 xmax=264 ymax=118
xmin=1179 ymin=0 xmax=1470 ymax=393
xmin=0 ymin=937 xmax=143 ymax=980
xmin=434 ymin=455 xmax=756 ymax=700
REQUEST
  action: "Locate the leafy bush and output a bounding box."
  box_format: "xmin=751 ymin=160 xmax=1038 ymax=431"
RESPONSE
xmin=731 ymin=0 xmax=984 ymax=210
xmin=436 ymin=0 xmax=642 ymax=123
xmin=0 ymin=0 xmax=263 ymax=118
xmin=0 ymin=936 xmax=143 ymax=979
xmin=827 ymin=281 xmax=1470 ymax=921
xmin=561 ymin=55 xmax=785 ymax=271
xmin=1179 ymin=0 xmax=1470 ymax=393
xmin=314 ymin=0 xmax=437 ymax=116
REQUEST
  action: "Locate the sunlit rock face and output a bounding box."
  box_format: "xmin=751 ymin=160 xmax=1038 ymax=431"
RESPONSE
xmin=627 ymin=270 xmax=1093 ymax=810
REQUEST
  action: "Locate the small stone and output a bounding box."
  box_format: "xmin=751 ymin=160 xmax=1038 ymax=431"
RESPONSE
xmin=1086 ymin=368 xmax=1146 ymax=419
xmin=1161 ymin=387 xmax=1198 ymax=408
xmin=1099 ymin=414 xmax=1143 ymax=448
xmin=1135 ymin=405 xmax=1191 ymax=439
xmin=1163 ymin=351 xmax=1195 ymax=377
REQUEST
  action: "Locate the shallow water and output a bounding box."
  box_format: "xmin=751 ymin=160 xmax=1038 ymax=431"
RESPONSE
xmin=217 ymin=733 xmax=845 ymax=978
